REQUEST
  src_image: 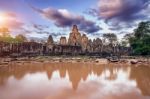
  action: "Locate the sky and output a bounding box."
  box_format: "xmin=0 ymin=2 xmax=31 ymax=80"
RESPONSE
xmin=0 ymin=0 xmax=149 ymax=41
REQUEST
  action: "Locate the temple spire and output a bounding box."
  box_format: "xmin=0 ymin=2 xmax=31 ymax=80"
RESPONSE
xmin=72 ymin=25 xmax=78 ymax=32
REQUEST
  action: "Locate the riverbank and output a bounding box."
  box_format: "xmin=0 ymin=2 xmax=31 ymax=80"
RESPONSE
xmin=0 ymin=56 xmax=149 ymax=67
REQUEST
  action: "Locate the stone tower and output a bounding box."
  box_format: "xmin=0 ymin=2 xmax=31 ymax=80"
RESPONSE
xmin=60 ymin=36 xmax=67 ymax=45
xmin=46 ymin=35 xmax=54 ymax=53
xmin=68 ymin=25 xmax=81 ymax=46
xmin=47 ymin=35 xmax=54 ymax=45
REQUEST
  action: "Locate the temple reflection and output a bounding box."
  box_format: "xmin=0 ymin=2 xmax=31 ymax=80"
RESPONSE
xmin=0 ymin=62 xmax=150 ymax=96
xmin=130 ymin=66 xmax=150 ymax=96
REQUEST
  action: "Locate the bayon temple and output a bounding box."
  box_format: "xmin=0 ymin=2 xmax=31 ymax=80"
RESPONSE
xmin=0 ymin=25 xmax=131 ymax=57
xmin=44 ymin=25 xmax=89 ymax=55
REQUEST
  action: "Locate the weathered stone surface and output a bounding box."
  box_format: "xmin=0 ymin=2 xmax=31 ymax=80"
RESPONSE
xmin=47 ymin=35 xmax=54 ymax=53
xmin=47 ymin=35 xmax=54 ymax=45
xmin=95 ymin=59 xmax=108 ymax=64
xmin=60 ymin=37 xmax=67 ymax=45
xmin=92 ymin=38 xmax=102 ymax=52
xmin=68 ymin=25 xmax=81 ymax=46
xmin=81 ymin=34 xmax=88 ymax=52
xmin=87 ymin=39 xmax=93 ymax=52
xmin=0 ymin=25 xmax=132 ymax=56
xmin=68 ymin=25 xmax=89 ymax=52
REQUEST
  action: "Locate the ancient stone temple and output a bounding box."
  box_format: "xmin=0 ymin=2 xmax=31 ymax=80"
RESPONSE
xmin=81 ymin=34 xmax=89 ymax=52
xmin=0 ymin=24 xmax=132 ymax=56
xmin=46 ymin=35 xmax=54 ymax=53
xmin=60 ymin=37 xmax=67 ymax=45
xmin=47 ymin=35 xmax=54 ymax=45
xmin=68 ymin=25 xmax=81 ymax=46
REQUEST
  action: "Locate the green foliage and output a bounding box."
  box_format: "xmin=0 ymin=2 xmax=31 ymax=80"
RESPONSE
xmin=129 ymin=21 xmax=150 ymax=55
xmin=0 ymin=36 xmax=15 ymax=43
xmin=134 ymin=21 xmax=150 ymax=39
xmin=0 ymin=27 xmax=10 ymax=37
xmin=15 ymin=34 xmax=27 ymax=43
xmin=0 ymin=27 xmax=27 ymax=43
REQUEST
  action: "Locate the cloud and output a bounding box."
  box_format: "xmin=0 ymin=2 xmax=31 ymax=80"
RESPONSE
xmin=28 ymin=37 xmax=47 ymax=42
xmin=108 ymin=23 xmax=137 ymax=31
xmin=0 ymin=12 xmax=24 ymax=30
xmin=100 ymin=0 xmax=150 ymax=21
xmin=32 ymin=24 xmax=49 ymax=31
xmin=7 ymin=19 xmax=24 ymax=29
xmin=4 ymin=12 xmax=17 ymax=18
xmin=49 ymin=32 xmax=66 ymax=37
xmin=21 ymin=23 xmax=50 ymax=35
xmin=79 ymin=20 xmax=103 ymax=33
xmin=31 ymin=6 xmax=101 ymax=33
xmin=21 ymin=24 xmax=66 ymax=39
xmin=86 ymin=0 xmax=150 ymax=29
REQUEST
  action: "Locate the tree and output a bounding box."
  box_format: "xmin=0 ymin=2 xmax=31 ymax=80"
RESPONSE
xmin=134 ymin=21 xmax=150 ymax=39
xmin=103 ymin=33 xmax=118 ymax=54
xmin=129 ymin=21 xmax=150 ymax=55
xmin=0 ymin=27 xmax=15 ymax=43
xmin=103 ymin=33 xmax=117 ymax=45
xmin=15 ymin=34 xmax=27 ymax=43
xmin=30 ymin=39 xmax=35 ymax=42
xmin=0 ymin=27 xmax=10 ymax=37
xmin=121 ymin=33 xmax=133 ymax=47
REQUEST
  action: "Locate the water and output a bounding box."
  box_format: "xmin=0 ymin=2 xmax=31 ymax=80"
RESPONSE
xmin=0 ymin=62 xmax=150 ymax=99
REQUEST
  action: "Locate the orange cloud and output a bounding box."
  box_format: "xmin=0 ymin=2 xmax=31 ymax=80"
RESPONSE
xmin=0 ymin=12 xmax=24 ymax=29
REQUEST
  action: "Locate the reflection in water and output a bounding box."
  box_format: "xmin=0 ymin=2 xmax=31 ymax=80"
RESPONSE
xmin=130 ymin=66 xmax=150 ymax=96
xmin=0 ymin=62 xmax=150 ymax=99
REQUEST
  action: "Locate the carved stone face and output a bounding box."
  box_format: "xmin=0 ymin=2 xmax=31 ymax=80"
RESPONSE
xmin=68 ymin=25 xmax=82 ymax=46
xmin=60 ymin=37 xmax=67 ymax=45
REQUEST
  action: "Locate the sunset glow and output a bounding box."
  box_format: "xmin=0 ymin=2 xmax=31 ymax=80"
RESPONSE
xmin=0 ymin=13 xmax=7 ymax=27
xmin=0 ymin=15 xmax=4 ymax=24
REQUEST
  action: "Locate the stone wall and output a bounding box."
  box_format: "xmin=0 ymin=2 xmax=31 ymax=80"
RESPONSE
xmin=0 ymin=42 xmax=43 ymax=57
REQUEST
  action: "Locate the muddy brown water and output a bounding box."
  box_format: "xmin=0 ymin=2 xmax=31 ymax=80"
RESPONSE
xmin=0 ymin=62 xmax=150 ymax=99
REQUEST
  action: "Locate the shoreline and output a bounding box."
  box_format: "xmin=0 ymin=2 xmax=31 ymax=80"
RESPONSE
xmin=0 ymin=56 xmax=149 ymax=67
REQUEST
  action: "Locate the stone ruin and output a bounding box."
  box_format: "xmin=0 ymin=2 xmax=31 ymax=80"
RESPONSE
xmin=66 ymin=25 xmax=89 ymax=52
xmin=68 ymin=25 xmax=82 ymax=46
xmin=0 ymin=25 xmax=131 ymax=57
xmin=60 ymin=37 xmax=67 ymax=45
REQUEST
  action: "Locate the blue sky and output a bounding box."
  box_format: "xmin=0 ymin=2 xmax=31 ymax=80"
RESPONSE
xmin=0 ymin=0 xmax=149 ymax=41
